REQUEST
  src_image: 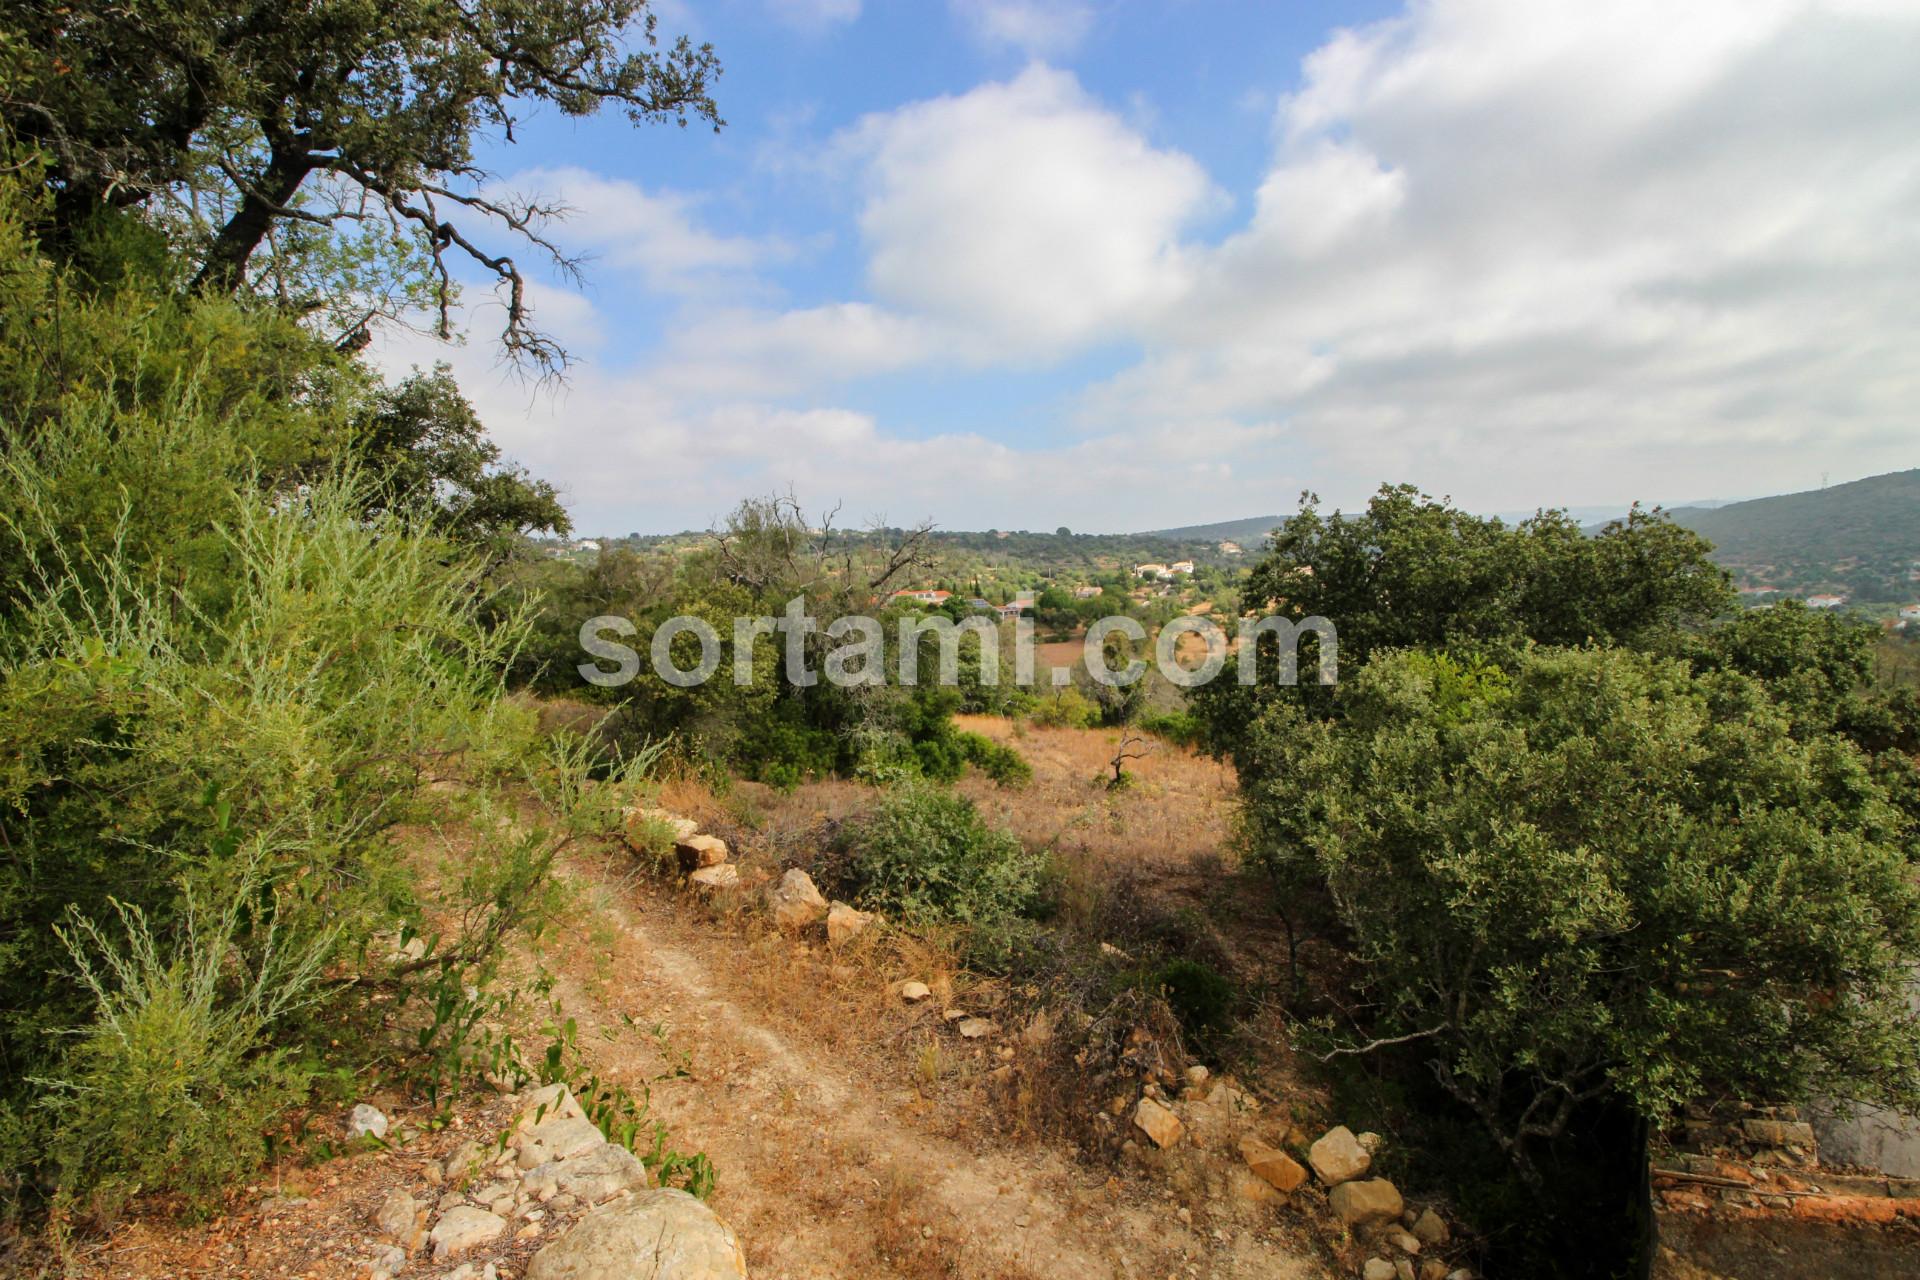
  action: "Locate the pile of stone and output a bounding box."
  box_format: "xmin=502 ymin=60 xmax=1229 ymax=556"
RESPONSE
xmin=623 ymin=806 xmax=740 ymax=890
xmin=357 ymin=1087 xmax=745 ymax=1280
xmin=1106 ymin=1069 xmax=1471 ymax=1280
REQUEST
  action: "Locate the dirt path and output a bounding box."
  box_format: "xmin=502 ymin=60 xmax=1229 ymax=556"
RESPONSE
xmin=543 ymin=857 xmax=1324 ymax=1280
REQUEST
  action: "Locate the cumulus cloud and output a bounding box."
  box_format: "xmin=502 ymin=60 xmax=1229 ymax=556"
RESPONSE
xmin=1094 ymin=0 xmax=1920 ymax=509
xmin=839 ymin=64 xmax=1214 ymax=354
xmin=952 ymin=0 xmax=1095 ymax=57
xmin=410 ymin=1 xmax=1920 ymax=532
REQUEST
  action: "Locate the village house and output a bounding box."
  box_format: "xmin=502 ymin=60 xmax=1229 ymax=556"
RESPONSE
xmin=1134 ymin=563 xmax=1168 ymax=579
xmin=1168 ymin=560 xmax=1195 ymax=575
xmin=891 ymin=588 xmax=953 ymax=605
xmin=1804 ymin=593 xmax=1848 ymax=609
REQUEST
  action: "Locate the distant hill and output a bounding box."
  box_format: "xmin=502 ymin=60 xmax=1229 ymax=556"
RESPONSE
xmin=1656 ymin=469 xmax=1916 ymax=559
xmin=1143 ymin=515 xmax=1284 ymax=544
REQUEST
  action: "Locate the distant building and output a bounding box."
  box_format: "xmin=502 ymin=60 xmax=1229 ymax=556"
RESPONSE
xmin=1900 ymin=604 xmax=1920 ymax=621
xmin=1134 ymin=563 xmax=1168 ymax=579
xmin=1218 ymin=541 xmax=1243 ymax=555
xmin=995 ymin=601 xmax=1025 ymax=620
xmin=966 ymin=597 xmax=993 ymax=611
xmin=1168 ymin=560 xmax=1195 ymax=576
xmin=576 ymin=539 xmax=600 ymax=552
xmin=1805 ymin=594 xmax=1848 ymax=609
xmin=891 ymin=588 xmax=953 ymax=605
xmin=1073 ymin=585 xmax=1101 ymax=599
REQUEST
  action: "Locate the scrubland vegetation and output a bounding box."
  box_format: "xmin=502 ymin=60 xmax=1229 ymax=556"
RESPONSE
xmin=3 ymin=4 xmax=1919 ymax=1279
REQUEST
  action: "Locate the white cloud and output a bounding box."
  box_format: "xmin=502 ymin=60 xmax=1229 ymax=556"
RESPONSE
xmin=496 ymin=167 xmax=781 ymax=296
xmin=840 ymin=64 xmax=1214 ymax=354
xmin=1091 ymin=0 xmax=1920 ymax=510
xmin=952 ymin=0 xmax=1095 ymax=57
xmin=407 ymin=1 xmax=1920 ymax=532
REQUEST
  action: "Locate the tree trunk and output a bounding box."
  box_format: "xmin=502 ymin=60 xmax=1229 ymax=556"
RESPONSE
xmin=190 ymin=145 xmax=315 ymax=296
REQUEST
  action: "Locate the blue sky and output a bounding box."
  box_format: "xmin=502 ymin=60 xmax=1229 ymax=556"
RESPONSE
xmin=381 ymin=0 xmax=1920 ymax=536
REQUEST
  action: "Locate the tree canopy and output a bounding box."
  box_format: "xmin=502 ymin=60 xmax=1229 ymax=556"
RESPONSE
xmin=5 ymin=0 xmax=721 ymax=367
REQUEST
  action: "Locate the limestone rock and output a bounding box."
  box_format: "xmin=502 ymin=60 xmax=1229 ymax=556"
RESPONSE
xmin=372 ymin=1188 xmax=424 ymax=1250
xmin=430 ymin=1205 xmax=507 ymax=1261
xmin=900 ymin=981 xmax=932 ymax=1002
xmin=1132 ymin=1096 xmax=1184 ymax=1148
xmin=525 ymin=1189 xmax=746 ymax=1280
xmin=1239 ymin=1137 xmax=1308 ymax=1193
xmin=516 ymin=1115 xmax=607 ymax=1170
xmin=770 ymin=868 xmax=829 ymax=931
xmin=368 ymin=1243 xmax=408 ymax=1280
xmin=826 ymin=901 xmax=874 ymax=945
xmin=1230 ymin=1166 xmax=1285 ymax=1206
xmin=1411 ymin=1207 xmax=1451 ymax=1247
xmin=515 ymin=1084 xmax=588 ymax=1130
xmin=676 ymin=834 xmax=729 ymax=872
xmin=626 ymin=807 xmax=699 ymax=847
xmin=1385 ymin=1227 xmax=1421 ymax=1254
xmin=1420 ymin=1261 xmax=1450 ymax=1280
xmin=347 ymin=1103 xmax=389 ymax=1141
xmin=522 ymin=1143 xmax=650 ymax=1205
xmin=1329 ymin=1178 xmax=1405 ymax=1227
xmin=1309 ymin=1125 xmax=1372 ymax=1186
xmin=1364 ymin=1260 xmax=1396 ymax=1280
xmin=442 ymin=1139 xmax=486 ymax=1183
xmin=689 ymin=863 xmax=740 ymax=890
xmin=1394 ymin=1260 xmax=1415 ymax=1280
xmin=1185 ymin=1064 xmax=1210 ymax=1088
xmin=957 ymin=1017 xmax=996 ymax=1039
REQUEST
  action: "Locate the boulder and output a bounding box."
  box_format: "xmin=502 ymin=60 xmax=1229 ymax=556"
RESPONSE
xmin=430 ymin=1205 xmax=507 ymax=1261
xmin=675 ymin=835 xmax=729 ymax=872
xmin=688 ymin=863 xmax=740 ymax=890
xmin=347 ymin=1103 xmax=389 ymax=1141
xmin=372 ymin=1188 xmax=424 ymax=1251
xmin=525 ymin=1189 xmax=747 ymax=1280
xmin=1410 ymin=1207 xmax=1450 ymax=1247
xmin=1185 ymin=1064 xmax=1210 ymax=1088
xmin=1329 ymin=1178 xmax=1405 ymax=1227
xmin=956 ymin=1017 xmax=996 ymax=1039
xmin=1239 ymin=1137 xmax=1308 ymax=1193
xmin=1420 ymin=1262 xmax=1450 ymax=1280
xmin=1385 ymin=1227 xmax=1422 ymax=1254
xmin=1394 ymin=1260 xmax=1415 ymax=1280
xmin=900 ymin=981 xmax=932 ymax=1002
xmin=516 ymin=1115 xmax=607 ymax=1170
xmin=1132 ymin=1096 xmax=1184 ymax=1148
xmin=1364 ymin=1260 xmax=1396 ymax=1280
xmin=522 ymin=1144 xmax=649 ymax=1205
xmin=770 ymin=868 xmax=828 ymax=931
xmin=826 ymin=901 xmax=873 ymax=945
xmin=1309 ymin=1125 xmax=1372 ymax=1186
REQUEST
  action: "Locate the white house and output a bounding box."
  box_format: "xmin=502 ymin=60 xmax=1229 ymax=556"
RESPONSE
xmin=1805 ymin=594 xmax=1848 ymax=609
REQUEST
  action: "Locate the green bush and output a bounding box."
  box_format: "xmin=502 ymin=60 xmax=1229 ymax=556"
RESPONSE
xmin=1029 ymin=687 xmax=1100 ymax=729
xmin=37 ymin=873 xmax=332 ymax=1227
xmin=843 ymin=785 xmax=1045 ymax=926
xmin=1148 ymin=958 xmax=1235 ymax=1042
xmin=958 ymin=731 xmax=1033 ymax=786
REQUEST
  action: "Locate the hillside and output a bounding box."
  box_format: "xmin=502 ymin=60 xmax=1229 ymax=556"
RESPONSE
xmin=1659 ymin=468 xmax=1920 ymax=599
xmin=1143 ymin=515 xmax=1284 ymax=544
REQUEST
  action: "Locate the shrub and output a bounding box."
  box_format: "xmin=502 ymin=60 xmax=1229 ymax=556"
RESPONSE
xmin=35 ymin=871 xmax=332 ymax=1228
xmin=1148 ymin=958 xmax=1235 ymax=1042
xmin=959 ymin=731 xmax=1033 ymax=786
xmin=843 ymin=785 xmax=1045 ymax=926
xmin=1029 ymin=688 xmax=1100 ymax=729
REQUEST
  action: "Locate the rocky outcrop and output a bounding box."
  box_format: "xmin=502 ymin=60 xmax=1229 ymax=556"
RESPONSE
xmin=525 ymin=1189 xmax=747 ymax=1280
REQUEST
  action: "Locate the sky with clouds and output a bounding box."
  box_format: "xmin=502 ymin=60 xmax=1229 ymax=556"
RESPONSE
xmin=377 ymin=0 xmax=1920 ymax=536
